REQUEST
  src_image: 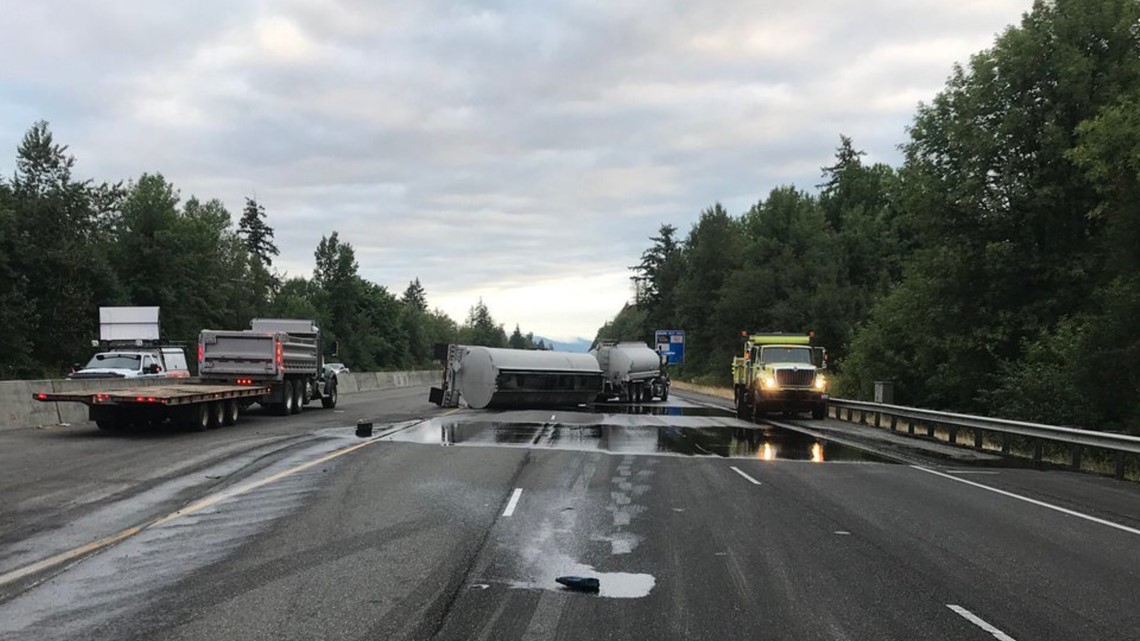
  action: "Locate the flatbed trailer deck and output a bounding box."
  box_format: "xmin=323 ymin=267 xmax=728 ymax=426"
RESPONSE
xmin=34 ymin=384 xmax=271 ymax=432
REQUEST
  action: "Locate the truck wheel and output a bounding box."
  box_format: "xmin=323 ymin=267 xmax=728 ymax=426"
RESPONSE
xmin=290 ymin=382 xmax=303 ymax=414
xmin=321 ymin=378 xmax=338 ymax=409
xmin=660 ymin=388 xmax=669 ymax=402
xmin=642 ymin=386 xmax=654 ymax=403
xmin=179 ymin=404 xmax=210 ymax=432
xmin=811 ymin=403 xmax=826 ymax=420
xmin=96 ymin=418 xmax=124 ymax=432
xmin=278 ymin=381 xmax=295 ymax=416
xmin=208 ymin=401 xmax=225 ymax=428
xmin=223 ymin=399 xmax=240 ymax=426
xmin=302 ymin=379 xmax=313 ymax=406
xmin=735 ymin=396 xmax=749 ymax=420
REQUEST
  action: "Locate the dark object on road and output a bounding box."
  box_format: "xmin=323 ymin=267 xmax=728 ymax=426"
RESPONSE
xmin=356 ymin=421 xmax=373 ymax=438
xmin=556 ymin=576 xmax=600 ymax=592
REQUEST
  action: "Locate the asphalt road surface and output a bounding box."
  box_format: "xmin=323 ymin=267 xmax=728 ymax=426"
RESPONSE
xmin=1 ymin=387 xmax=1137 ymax=640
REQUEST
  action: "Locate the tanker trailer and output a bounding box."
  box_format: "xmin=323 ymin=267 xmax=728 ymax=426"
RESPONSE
xmin=591 ymin=341 xmax=670 ymax=403
xmin=429 ymin=344 xmax=603 ymax=409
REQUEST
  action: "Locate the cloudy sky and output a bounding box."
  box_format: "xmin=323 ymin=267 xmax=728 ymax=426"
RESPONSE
xmin=0 ymin=0 xmax=1028 ymax=340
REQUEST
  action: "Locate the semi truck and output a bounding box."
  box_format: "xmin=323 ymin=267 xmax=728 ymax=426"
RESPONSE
xmin=732 ymin=333 xmax=828 ymax=420
xmin=198 ymin=319 xmax=339 ymax=415
xmin=591 ymin=341 xmax=670 ymax=402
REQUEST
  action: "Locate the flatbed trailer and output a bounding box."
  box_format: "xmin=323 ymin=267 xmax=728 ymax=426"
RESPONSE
xmin=34 ymin=384 xmax=271 ymax=432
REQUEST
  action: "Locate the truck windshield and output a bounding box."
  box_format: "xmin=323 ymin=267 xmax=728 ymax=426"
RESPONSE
xmin=85 ymin=354 xmax=142 ymax=370
xmin=760 ymin=347 xmax=813 ymax=364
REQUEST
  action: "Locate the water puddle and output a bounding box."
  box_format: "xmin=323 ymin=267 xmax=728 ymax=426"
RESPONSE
xmin=511 ymin=564 xmax=656 ymax=599
xmin=382 ymin=418 xmax=893 ymax=463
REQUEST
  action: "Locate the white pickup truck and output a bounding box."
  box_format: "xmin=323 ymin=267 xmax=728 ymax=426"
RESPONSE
xmin=69 ymin=348 xmax=191 ymax=380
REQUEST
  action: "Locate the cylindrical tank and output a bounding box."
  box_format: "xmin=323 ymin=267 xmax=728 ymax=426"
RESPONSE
xmin=591 ymin=342 xmax=661 ymax=383
xmin=454 ymin=346 xmax=603 ymax=409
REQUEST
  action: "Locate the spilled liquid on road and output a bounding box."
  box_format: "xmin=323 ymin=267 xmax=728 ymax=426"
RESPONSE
xmin=382 ymin=404 xmax=893 ymax=463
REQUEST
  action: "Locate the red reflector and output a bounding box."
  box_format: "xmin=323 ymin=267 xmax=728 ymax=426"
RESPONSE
xmin=147 ymin=397 xmax=157 ymax=403
xmin=135 ymin=397 xmax=145 ymax=402
xmin=36 ymin=393 xmax=48 ymax=400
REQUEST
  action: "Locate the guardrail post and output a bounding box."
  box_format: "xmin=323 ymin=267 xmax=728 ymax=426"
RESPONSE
xmin=874 ymin=411 xmax=881 ymax=428
xmin=1115 ymin=452 xmax=1127 ymax=480
xmin=1033 ymin=440 xmax=1043 ymax=468
xmin=974 ymin=429 xmax=984 ymax=449
xmin=926 ymin=422 xmax=935 ymax=438
xmin=1001 ymin=434 xmax=1012 ymax=455
xmin=948 ymin=425 xmax=958 ymax=445
xmin=1070 ymin=445 xmax=1082 ymax=471
xmin=889 ymin=415 xmax=897 ymax=432
xmin=845 ymin=408 xmax=853 ymax=422
xmin=907 ymin=420 xmax=915 ymax=435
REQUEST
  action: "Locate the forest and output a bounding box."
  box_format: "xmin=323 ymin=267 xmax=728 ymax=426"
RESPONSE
xmin=598 ymin=0 xmax=1140 ymax=432
xmin=0 ymin=123 xmax=544 ymax=379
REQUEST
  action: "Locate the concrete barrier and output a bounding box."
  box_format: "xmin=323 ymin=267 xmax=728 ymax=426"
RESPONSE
xmin=0 ymin=370 xmax=442 ymax=432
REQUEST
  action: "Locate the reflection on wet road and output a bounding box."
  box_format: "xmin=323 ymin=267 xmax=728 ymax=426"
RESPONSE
xmin=382 ymin=403 xmax=892 ymax=463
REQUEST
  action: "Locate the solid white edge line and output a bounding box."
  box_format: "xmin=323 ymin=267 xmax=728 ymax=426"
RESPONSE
xmin=912 ymin=465 xmax=1140 ymax=537
xmin=947 ymin=604 xmax=1017 ymax=641
xmin=729 ymin=466 xmax=762 ymax=486
xmin=502 ymin=488 xmax=523 ymax=516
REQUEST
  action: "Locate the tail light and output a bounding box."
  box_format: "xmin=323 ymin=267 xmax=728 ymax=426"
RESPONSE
xmin=198 ymin=343 xmax=204 ymax=364
xmin=276 ymin=340 xmax=283 ymax=370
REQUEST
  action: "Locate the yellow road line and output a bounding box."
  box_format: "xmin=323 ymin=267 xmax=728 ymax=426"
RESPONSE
xmin=0 ymin=414 xmax=446 ymax=589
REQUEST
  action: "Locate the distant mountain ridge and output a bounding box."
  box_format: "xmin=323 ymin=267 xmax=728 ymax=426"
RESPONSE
xmin=535 ymin=336 xmax=593 ymax=353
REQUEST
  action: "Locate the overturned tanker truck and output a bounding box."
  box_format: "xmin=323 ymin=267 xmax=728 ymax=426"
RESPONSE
xmin=429 ymin=344 xmax=603 ymax=409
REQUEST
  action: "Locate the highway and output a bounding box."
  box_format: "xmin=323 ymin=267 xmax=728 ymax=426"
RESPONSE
xmin=1 ymin=387 xmax=1138 ymax=640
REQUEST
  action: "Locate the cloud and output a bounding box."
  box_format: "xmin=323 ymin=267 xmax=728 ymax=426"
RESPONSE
xmin=0 ymin=0 xmax=1029 ymax=338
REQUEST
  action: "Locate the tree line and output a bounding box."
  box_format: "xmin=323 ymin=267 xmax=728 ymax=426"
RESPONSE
xmin=0 ymin=124 xmax=539 ymax=378
xmin=600 ymin=0 xmax=1140 ymax=433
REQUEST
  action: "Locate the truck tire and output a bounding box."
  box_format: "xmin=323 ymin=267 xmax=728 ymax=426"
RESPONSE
xmin=179 ymin=404 xmax=210 ymax=432
xmin=642 ymin=386 xmax=654 ymax=403
xmin=302 ymin=379 xmax=313 ymax=406
xmin=290 ymin=382 xmax=303 ymax=415
xmin=321 ymin=378 xmax=338 ymax=409
xmin=811 ymin=403 xmax=826 ymax=420
xmin=95 ymin=417 xmax=124 ymax=432
xmin=208 ymin=401 xmax=225 ymax=429
xmin=277 ymin=381 xmax=295 ymax=416
xmin=223 ymin=399 xmax=240 ymax=426
xmin=735 ymin=395 xmax=749 ymax=420
xmin=661 ymin=388 xmax=669 ymax=402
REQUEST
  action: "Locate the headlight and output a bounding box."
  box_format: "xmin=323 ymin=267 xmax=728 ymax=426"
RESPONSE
xmin=763 ymin=377 xmax=777 ymax=390
xmin=814 ymin=375 xmax=827 ymax=390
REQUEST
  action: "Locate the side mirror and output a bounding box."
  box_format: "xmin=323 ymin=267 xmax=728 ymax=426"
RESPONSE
xmin=146 ymin=364 xmax=162 ymax=374
xmin=813 ymin=347 xmax=828 ymax=369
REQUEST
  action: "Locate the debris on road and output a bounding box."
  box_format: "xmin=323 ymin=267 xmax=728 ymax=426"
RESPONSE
xmin=556 ymin=576 xmax=600 ymax=593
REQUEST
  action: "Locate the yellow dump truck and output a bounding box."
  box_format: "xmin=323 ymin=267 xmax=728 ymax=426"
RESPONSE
xmin=732 ymin=333 xmax=828 ymax=421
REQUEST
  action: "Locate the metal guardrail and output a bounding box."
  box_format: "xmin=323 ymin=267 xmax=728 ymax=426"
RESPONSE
xmin=828 ymin=398 xmax=1140 ymax=479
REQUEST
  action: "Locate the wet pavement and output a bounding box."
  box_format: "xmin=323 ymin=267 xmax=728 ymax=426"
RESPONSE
xmin=379 ymin=402 xmax=893 ymax=463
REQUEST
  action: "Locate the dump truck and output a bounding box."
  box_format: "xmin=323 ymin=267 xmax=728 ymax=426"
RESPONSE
xmin=591 ymin=341 xmax=670 ymax=403
xmin=429 ymin=344 xmax=603 ymax=409
xmin=34 ymin=384 xmax=270 ymax=432
xmin=732 ymin=333 xmax=828 ymax=420
xmin=198 ymin=319 xmax=339 ymax=415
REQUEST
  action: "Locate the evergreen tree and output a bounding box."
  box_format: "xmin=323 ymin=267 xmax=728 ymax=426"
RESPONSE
xmin=401 ymin=277 xmax=428 ymax=312
xmin=237 ymin=197 xmax=278 ymax=266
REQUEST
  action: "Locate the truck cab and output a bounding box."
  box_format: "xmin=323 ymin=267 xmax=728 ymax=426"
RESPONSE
xmin=732 ymin=333 xmax=828 ymax=420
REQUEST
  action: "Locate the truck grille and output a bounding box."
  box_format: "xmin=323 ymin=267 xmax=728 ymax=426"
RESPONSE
xmin=775 ymin=369 xmax=815 ymax=387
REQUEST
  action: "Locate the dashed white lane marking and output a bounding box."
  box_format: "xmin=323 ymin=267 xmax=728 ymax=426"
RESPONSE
xmin=502 ymin=488 xmax=523 ymax=517
xmin=912 ymin=465 xmax=1140 ymax=537
xmin=947 ymin=605 xmax=1017 ymax=641
xmin=834 ymin=531 xmax=851 ymax=535
xmin=945 ymin=470 xmax=1001 ymax=475
xmin=729 ymin=466 xmax=762 ymax=486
